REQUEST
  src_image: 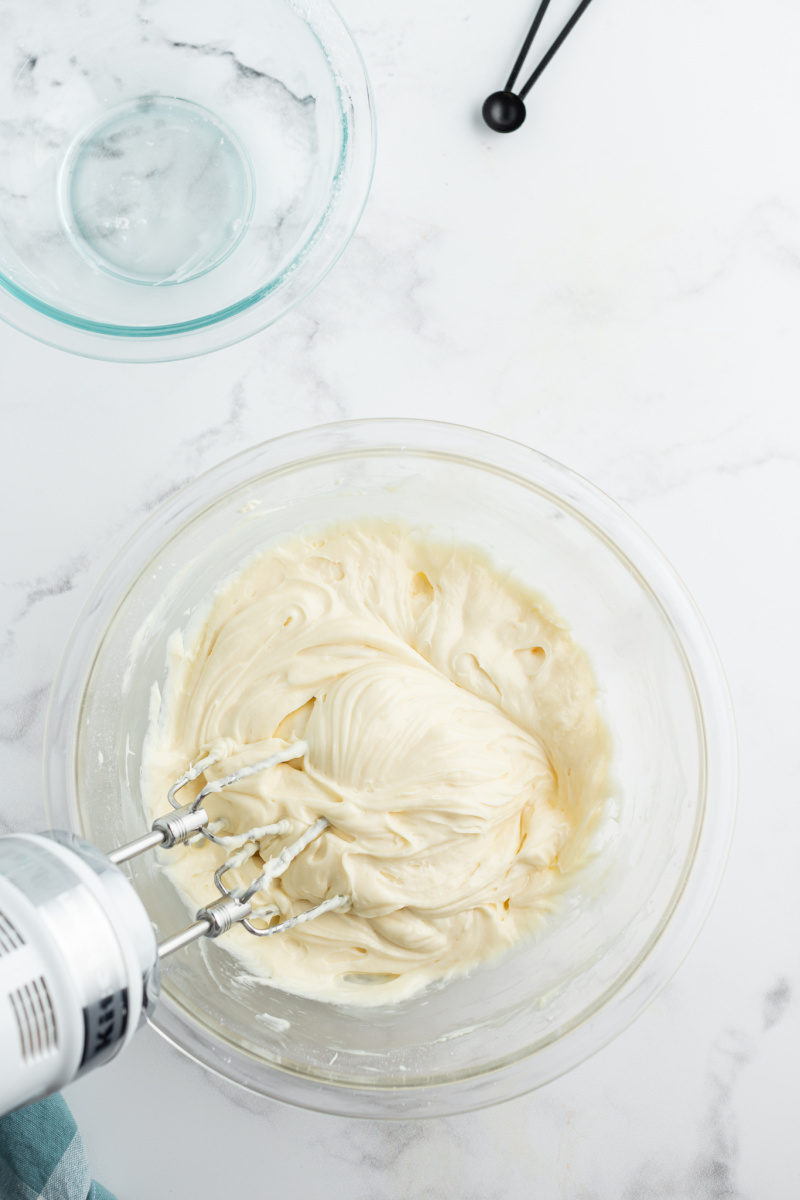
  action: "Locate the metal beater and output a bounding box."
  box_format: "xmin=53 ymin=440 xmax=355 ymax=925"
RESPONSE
xmin=109 ymin=739 xmax=349 ymax=956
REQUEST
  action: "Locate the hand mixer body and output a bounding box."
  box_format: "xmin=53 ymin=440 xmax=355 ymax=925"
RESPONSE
xmin=0 ymin=832 xmax=159 ymax=1117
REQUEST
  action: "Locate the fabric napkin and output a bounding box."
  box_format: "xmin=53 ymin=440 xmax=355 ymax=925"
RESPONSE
xmin=0 ymin=1094 xmax=115 ymax=1200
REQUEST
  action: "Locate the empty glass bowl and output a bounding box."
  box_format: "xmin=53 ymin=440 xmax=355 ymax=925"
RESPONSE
xmin=0 ymin=0 xmax=374 ymax=360
xmin=45 ymin=421 xmax=737 ymax=1116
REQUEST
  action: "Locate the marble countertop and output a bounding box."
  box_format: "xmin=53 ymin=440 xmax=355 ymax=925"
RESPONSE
xmin=2 ymin=0 xmax=799 ymax=1194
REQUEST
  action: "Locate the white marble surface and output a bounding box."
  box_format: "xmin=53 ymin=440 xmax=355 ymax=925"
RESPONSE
xmin=2 ymin=0 xmax=800 ymax=1193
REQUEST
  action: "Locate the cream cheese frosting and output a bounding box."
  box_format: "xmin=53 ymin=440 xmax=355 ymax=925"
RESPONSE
xmin=142 ymin=520 xmax=611 ymax=1005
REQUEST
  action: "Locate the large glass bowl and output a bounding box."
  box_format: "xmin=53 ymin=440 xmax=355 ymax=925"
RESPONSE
xmin=44 ymin=420 xmax=737 ymax=1117
xmin=0 ymin=0 xmax=374 ymax=361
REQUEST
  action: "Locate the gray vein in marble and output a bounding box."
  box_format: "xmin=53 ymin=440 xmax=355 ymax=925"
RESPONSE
xmin=341 ymin=1122 xmax=428 ymax=1172
xmin=327 ymin=1119 xmax=506 ymax=1200
xmin=356 ymin=1181 xmax=506 ymax=1200
xmin=539 ymin=198 xmax=800 ymax=345
xmin=178 ymin=380 xmax=247 ymax=471
xmin=9 ymin=553 xmax=91 ymax=624
xmin=136 ymin=15 xmax=313 ymax=109
xmin=0 ymin=682 xmax=49 ymax=750
xmin=345 ymin=225 xmax=448 ymax=347
xmin=621 ymin=971 xmax=798 ymax=1200
xmin=137 ymin=381 xmax=249 ymax=515
xmin=677 ymin=200 xmax=800 ymax=303
xmin=270 ymin=220 xmax=449 ymax=412
xmin=1 ymin=565 xmax=82 ymax=681
xmin=690 ymin=1028 xmax=753 ymax=1200
xmin=0 ymin=115 xmax=68 ymax=153
xmin=258 ymin=310 xmax=349 ymax=424
xmin=762 ymin=977 xmax=792 ymax=1031
xmin=168 ymin=41 xmax=313 ymax=108
xmin=613 ymin=443 xmax=800 ymax=508
xmin=13 ymin=52 xmax=38 ymax=95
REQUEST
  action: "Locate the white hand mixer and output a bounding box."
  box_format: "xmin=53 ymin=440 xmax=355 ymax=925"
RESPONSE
xmin=0 ymin=742 xmax=346 ymax=1117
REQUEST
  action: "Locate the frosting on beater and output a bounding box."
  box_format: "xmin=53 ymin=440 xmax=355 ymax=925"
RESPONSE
xmin=142 ymin=520 xmax=610 ymax=1005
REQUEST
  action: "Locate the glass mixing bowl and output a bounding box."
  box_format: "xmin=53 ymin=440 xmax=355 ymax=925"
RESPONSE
xmin=0 ymin=0 xmax=374 ymax=361
xmin=45 ymin=420 xmax=737 ymax=1117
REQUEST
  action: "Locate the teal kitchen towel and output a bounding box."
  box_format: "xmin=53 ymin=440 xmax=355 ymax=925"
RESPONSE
xmin=0 ymin=1094 xmax=115 ymax=1200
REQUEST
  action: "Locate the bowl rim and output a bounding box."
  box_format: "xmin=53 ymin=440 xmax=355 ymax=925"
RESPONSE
xmin=43 ymin=419 xmax=738 ymax=1117
xmin=0 ymin=0 xmax=376 ymax=362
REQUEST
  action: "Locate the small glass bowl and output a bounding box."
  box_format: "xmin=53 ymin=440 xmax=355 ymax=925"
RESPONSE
xmin=0 ymin=0 xmax=374 ymax=361
xmin=45 ymin=421 xmax=737 ymax=1117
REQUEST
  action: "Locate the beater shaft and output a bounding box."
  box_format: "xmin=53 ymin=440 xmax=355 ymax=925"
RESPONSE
xmin=157 ymin=918 xmax=211 ymax=958
xmin=107 ymin=828 xmax=165 ymax=865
